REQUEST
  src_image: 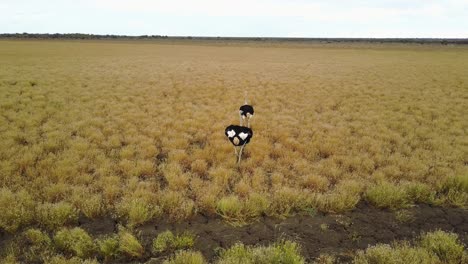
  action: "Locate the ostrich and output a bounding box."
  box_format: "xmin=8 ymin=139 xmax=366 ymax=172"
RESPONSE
xmin=225 ymin=125 xmax=253 ymax=164
xmin=239 ymin=92 xmax=254 ymax=128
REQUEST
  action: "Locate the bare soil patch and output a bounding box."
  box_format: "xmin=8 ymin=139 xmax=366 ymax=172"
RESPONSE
xmin=1 ymin=203 xmax=466 ymax=263
xmin=95 ymin=203 xmax=468 ymax=262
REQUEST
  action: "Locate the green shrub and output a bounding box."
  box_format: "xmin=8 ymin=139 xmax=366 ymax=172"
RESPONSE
xmin=0 ymin=188 xmax=35 ymax=232
xmin=97 ymin=235 xmax=119 ymax=261
xmin=403 ymin=182 xmax=436 ymax=204
xmin=163 ymin=250 xmax=206 ymax=264
xmin=267 ymin=187 xmax=310 ymax=218
xmin=353 ymin=243 xmax=439 ymax=264
xmin=53 ymin=227 xmax=96 ymax=258
xmin=153 ymin=230 xmax=175 ymax=253
xmin=24 ymin=228 xmax=52 ymax=246
xmin=44 ymin=255 xmax=100 ymax=264
xmin=366 ymin=182 xmax=409 ymax=209
xmin=116 ymin=197 xmax=160 ymax=227
xmin=0 ymin=253 xmax=20 ymax=264
xmin=316 ymin=180 xmax=363 ymax=213
xmin=72 ymin=192 xmax=104 ymax=219
xmin=354 ymin=230 xmax=467 ymax=264
xmin=217 ymin=240 xmax=304 ymax=264
xmin=174 ymin=232 xmax=196 ymax=250
xmin=23 ymin=228 xmax=52 ymax=262
xmin=216 ymin=195 xmax=244 ymax=224
xmin=118 ymin=228 xmax=144 ymax=258
xmin=438 ymin=175 xmax=468 ymax=207
xmin=37 ymin=202 xmax=79 ymax=230
xmin=420 ymin=230 xmax=466 ymax=264
xmin=244 ymin=193 xmax=270 ymax=219
xmin=313 ymin=254 xmax=336 ymax=264
xmin=394 ymin=210 xmax=415 ymax=223
xmin=152 ymin=230 xmax=195 ymax=254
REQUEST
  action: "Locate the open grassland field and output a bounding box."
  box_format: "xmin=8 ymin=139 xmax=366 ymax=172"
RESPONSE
xmin=0 ymin=40 xmax=467 ymax=263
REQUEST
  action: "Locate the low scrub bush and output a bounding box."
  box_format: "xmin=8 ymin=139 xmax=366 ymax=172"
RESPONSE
xmin=163 ymin=250 xmax=206 ymax=264
xmin=216 ymin=240 xmax=304 ymax=264
xmin=420 ymin=230 xmax=466 ymax=264
xmin=152 ymin=230 xmax=195 ymax=254
xmin=97 ymin=235 xmax=120 ymax=261
xmin=437 ymin=175 xmax=468 ymax=207
xmin=118 ymin=228 xmax=144 ymax=258
xmin=53 ymin=227 xmax=96 ymax=258
xmin=116 ymin=197 xmax=160 ymax=227
xmin=354 ymin=230 xmax=467 ymax=264
xmin=0 ymin=188 xmax=35 ymax=233
xmin=403 ymin=182 xmax=436 ymax=204
xmin=315 ymin=180 xmax=363 ymax=213
xmin=36 ymin=202 xmax=79 ymax=230
xmin=354 ymin=242 xmax=439 ymax=264
xmin=22 ymin=228 xmax=53 ymax=262
xmin=366 ymin=182 xmax=409 ymax=209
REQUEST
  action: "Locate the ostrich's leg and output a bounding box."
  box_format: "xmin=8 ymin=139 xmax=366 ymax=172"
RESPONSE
xmin=247 ymin=113 xmax=252 ymax=128
xmin=237 ymin=144 xmax=246 ymax=164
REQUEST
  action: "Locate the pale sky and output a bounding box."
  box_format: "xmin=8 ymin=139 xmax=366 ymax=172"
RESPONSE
xmin=1 ymin=0 xmax=468 ymax=38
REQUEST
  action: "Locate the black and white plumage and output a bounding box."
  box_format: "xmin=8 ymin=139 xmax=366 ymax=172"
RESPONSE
xmin=225 ymin=125 xmax=253 ymax=146
xmin=239 ymin=104 xmax=254 ymax=119
xmin=239 ymin=105 xmax=254 ymax=128
xmin=239 ymin=91 xmax=254 ymax=128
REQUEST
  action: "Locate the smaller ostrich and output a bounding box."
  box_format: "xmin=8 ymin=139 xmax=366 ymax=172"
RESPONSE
xmin=239 ymin=92 xmax=254 ymax=128
xmin=225 ymin=125 xmax=253 ymax=164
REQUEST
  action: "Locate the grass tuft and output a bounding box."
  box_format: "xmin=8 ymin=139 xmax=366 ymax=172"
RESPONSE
xmin=354 ymin=242 xmax=439 ymax=264
xmin=354 ymin=230 xmax=467 ymax=264
xmin=97 ymin=235 xmax=120 ymax=261
xmin=117 ymin=228 xmax=144 ymax=258
xmin=216 ymin=240 xmax=305 ymax=264
xmin=0 ymin=188 xmax=35 ymax=233
xmin=163 ymin=250 xmax=207 ymax=264
xmin=53 ymin=227 xmax=96 ymax=258
xmin=366 ymin=182 xmax=409 ymax=209
xmin=420 ymin=230 xmax=467 ymax=264
xmin=152 ymin=230 xmax=196 ymax=254
xmin=37 ymin=202 xmax=79 ymax=230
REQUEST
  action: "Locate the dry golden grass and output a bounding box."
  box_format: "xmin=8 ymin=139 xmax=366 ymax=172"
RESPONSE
xmin=0 ymin=40 xmax=467 ymax=231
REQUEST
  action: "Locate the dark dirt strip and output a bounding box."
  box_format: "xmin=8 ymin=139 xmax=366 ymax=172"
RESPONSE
xmin=1 ymin=203 xmax=467 ymax=263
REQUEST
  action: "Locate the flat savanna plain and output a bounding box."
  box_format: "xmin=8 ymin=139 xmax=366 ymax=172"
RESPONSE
xmin=0 ymin=40 xmax=467 ymax=263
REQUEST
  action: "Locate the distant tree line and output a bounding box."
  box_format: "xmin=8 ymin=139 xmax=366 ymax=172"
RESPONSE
xmin=0 ymin=33 xmax=170 ymax=40
xmin=1 ymin=33 xmax=467 ymax=44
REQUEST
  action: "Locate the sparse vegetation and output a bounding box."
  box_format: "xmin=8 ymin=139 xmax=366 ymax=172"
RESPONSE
xmin=354 ymin=230 xmax=467 ymax=264
xmin=0 ymin=40 xmax=467 ymax=261
xmin=97 ymin=235 xmax=120 ymax=261
xmin=216 ymin=240 xmax=305 ymax=264
xmin=53 ymin=227 xmax=96 ymax=258
xmin=117 ymin=228 xmax=144 ymax=258
xmin=37 ymin=202 xmax=79 ymax=230
xmin=152 ymin=230 xmax=196 ymax=254
xmin=394 ymin=210 xmax=415 ymax=223
xmin=163 ymin=250 xmax=207 ymax=264
xmin=366 ymin=182 xmax=409 ymax=209
xmin=419 ymin=230 xmax=466 ymax=264
xmin=0 ymin=229 xmax=465 ymax=263
xmin=0 ymin=188 xmax=35 ymax=233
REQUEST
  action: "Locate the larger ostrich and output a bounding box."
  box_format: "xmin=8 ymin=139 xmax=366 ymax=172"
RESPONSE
xmin=225 ymin=125 xmax=253 ymax=164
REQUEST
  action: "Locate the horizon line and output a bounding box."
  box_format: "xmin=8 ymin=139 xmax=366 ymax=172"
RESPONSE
xmin=1 ymin=32 xmax=468 ymax=40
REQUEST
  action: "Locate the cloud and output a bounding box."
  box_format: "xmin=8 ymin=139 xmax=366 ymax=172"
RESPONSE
xmin=89 ymin=0 xmax=455 ymax=19
xmin=0 ymin=0 xmax=467 ymax=37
